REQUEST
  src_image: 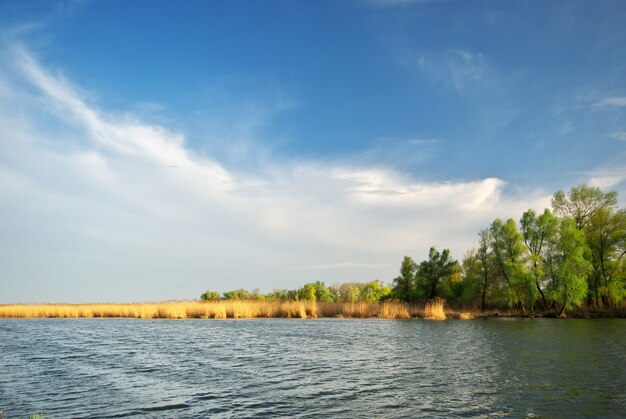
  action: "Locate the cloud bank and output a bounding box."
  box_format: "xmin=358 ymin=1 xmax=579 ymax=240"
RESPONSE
xmin=0 ymin=45 xmax=552 ymax=303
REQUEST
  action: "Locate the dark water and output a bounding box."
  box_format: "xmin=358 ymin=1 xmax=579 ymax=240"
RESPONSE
xmin=0 ymin=319 xmax=624 ymax=418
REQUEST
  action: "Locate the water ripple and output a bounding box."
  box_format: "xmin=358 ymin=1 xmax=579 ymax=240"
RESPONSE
xmin=0 ymin=318 xmax=625 ymax=417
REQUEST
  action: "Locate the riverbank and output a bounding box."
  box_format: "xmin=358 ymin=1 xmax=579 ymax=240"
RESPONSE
xmin=475 ymin=309 xmax=626 ymax=319
xmin=1 ymin=301 xmax=623 ymax=319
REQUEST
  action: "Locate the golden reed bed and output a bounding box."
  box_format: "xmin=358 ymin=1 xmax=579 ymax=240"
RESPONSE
xmin=0 ymin=300 xmax=470 ymax=320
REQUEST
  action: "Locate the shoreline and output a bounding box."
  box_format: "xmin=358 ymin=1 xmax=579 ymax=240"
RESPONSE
xmin=1 ymin=301 xmax=623 ymax=320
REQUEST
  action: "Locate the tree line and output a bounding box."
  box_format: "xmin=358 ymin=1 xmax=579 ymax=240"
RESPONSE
xmin=201 ymin=184 xmax=624 ymax=316
xmin=390 ymin=184 xmax=625 ymax=315
xmin=201 ymin=280 xmax=392 ymax=304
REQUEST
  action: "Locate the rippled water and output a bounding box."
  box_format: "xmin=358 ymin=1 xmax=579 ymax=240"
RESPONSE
xmin=0 ymin=318 xmax=624 ymax=418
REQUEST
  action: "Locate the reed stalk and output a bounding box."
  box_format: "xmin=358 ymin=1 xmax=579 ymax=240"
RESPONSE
xmin=0 ymin=299 xmax=476 ymax=320
xmin=423 ymin=298 xmax=446 ymax=320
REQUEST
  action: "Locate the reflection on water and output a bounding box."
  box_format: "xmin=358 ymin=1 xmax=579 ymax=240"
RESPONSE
xmin=0 ymin=319 xmax=624 ymax=417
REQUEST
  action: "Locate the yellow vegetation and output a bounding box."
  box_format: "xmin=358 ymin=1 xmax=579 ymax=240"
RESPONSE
xmin=423 ymin=298 xmax=446 ymax=320
xmin=0 ymin=299 xmax=474 ymax=320
xmin=458 ymin=312 xmax=474 ymax=320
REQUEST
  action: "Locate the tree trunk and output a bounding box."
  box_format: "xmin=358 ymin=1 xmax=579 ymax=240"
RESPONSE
xmin=559 ymin=295 xmax=568 ymax=317
xmin=535 ymin=280 xmax=547 ymax=309
xmin=481 ymin=285 xmax=487 ymax=312
xmin=430 ymin=279 xmax=438 ymax=300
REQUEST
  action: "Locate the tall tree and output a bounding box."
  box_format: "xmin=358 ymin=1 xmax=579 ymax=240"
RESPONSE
xmin=476 ymin=227 xmax=497 ymax=311
xmin=548 ymin=219 xmax=593 ymax=316
xmin=416 ymin=247 xmax=457 ymax=299
xmin=586 ymin=207 xmax=626 ymax=307
xmin=552 ymin=184 xmax=618 ymax=230
xmin=392 ymin=256 xmax=417 ymax=302
xmin=457 ymin=249 xmax=483 ymax=306
xmin=552 ymin=184 xmax=622 ymax=308
xmin=491 ymin=219 xmax=533 ymax=312
xmin=520 ymin=208 xmax=559 ymax=309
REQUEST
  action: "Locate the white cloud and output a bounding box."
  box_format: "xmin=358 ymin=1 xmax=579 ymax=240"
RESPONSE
xmin=0 ymin=46 xmax=552 ymax=302
xmin=598 ymin=97 xmax=626 ymax=106
xmin=589 ymin=175 xmax=626 ymax=189
xmin=408 ymin=138 xmax=439 ymax=145
xmin=588 ymin=168 xmax=626 ymax=190
xmin=417 ymin=49 xmax=488 ymax=93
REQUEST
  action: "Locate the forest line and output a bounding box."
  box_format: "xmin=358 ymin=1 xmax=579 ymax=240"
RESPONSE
xmin=201 ymin=184 xmax=625 ymax=317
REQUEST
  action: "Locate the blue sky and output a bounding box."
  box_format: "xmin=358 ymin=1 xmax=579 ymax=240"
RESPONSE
xmin=1 ymin=0 xmax=625 ymax=303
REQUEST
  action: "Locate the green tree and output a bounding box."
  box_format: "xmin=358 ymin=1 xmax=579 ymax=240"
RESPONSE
xmin=312 ymin=281 xmax=335 ymax=302
xmin=250 ymin=288 xmax=266 ymax=300
xmin=476 ymin=227 xmax=498 ymax=311
xmin=549 ymin=219 xmax=593 ymax=316
xmin=416 ymin=247 xmax=457 ymax=299
xmin=392 ymin=256 xmax=417 ymax=301
xmin=223 ymin=288 xmax=251 ymax=300
xmin=552 ymin=184 xmax=622 ymax=308
xmin=332 ymin=282 xmax=363 ymax=302
xmin=586 ymin=207 xmax=626 ymax=307
xmin=552 ymin=184 xmax=618 ymax=230
xmin=267 ymin=289 xmax=297 ymax=301
xmin=491 ymin=219 xmax=533 ymax=312
xmin=451 ymin=251 xmax=481 ymax=305
xmin=358 ymin=280 xmax=392 ymax=303
xmin=520 ymin=208 xmax=559 ymax=309
xmin=200 ymin=291 xmax=221 ymax=301
xmin=296 ymin=283 xmax=317 ymax=301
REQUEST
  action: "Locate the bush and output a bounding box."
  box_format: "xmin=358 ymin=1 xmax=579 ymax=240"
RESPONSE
xmin=200 ymin=291 xmax=221 ymax=301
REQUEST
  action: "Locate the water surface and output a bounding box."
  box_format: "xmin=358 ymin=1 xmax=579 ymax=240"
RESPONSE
xmin=1 ymin=318 xmax=624 ymax=417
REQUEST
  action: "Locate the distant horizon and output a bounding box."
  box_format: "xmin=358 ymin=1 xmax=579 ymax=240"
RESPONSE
xmin=1 ymin=0 xmax=625 ymax=303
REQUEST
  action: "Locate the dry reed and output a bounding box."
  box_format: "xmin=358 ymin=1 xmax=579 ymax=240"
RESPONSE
xmin=0 ymin=300 xmax=421 ymax=320
xmin=0 ymin=299 xmax=479 ymax=320
xmin=444 ymin=310 xmax=474 ymax=320
xmin=423 ymin=298 xmax=446 ymax=320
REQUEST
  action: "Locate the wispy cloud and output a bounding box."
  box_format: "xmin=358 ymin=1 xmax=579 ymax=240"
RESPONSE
xmin=410 ymin=48 xmax=523 ymax=134
xmin=588 ymin=168 xmax=626 ymax=190
xmin=597 ymin=96 xmax=626 ymax=107
xmin=377 ymin=136 xmax=439 ymax=146
xmin=558 ymin=121 xmax=575 ymax=136
xmin=333 ymin=136 xmax=441 ymax=172
xmin=362 ymin=0 xmax=448 ymax=7
xmin=611 ymin=132 xmax=626 ymax=141
xmin=408 ymin=138 xmax=439 ymax=145
xmin=0 ymin=45 xmax=552 ymax=302
xmin=417 ymin=49 xmax=488 ymax=94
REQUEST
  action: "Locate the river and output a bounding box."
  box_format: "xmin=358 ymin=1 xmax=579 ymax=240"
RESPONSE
xmin=0 ymin=318 xmax=624 ymax=417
